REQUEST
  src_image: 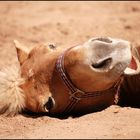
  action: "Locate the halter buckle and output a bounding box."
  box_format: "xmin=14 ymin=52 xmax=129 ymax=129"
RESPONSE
xmin=69 ymin=89 xmax=85 ymax=101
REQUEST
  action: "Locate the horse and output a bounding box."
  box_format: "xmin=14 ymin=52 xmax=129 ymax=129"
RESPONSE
xmin=0 ymin=37 xmax=139 ymax=116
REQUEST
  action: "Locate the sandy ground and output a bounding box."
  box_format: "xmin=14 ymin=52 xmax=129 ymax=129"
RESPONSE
xmin=0 ymin=1 xmax=140 ymax=139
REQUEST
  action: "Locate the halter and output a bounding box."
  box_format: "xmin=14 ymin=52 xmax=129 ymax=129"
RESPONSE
xmin=56 ymin=46 xmax=123 ymax=114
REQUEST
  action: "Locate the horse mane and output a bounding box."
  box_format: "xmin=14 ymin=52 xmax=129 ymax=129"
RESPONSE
xmin=0 ymin=65 xmax=25 ymax=116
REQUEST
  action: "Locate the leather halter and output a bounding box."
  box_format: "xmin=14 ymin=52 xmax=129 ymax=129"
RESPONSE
xmin=56 ymin=46 xmax=123 ymax=114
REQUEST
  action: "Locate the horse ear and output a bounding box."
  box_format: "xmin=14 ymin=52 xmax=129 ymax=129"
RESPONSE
xmin=13 ymin=40 xmax=30 ymax=65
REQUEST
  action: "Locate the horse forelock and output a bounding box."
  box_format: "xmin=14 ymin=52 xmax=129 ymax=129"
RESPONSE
xmin=0 ymin=65 xmax=25 ymax=116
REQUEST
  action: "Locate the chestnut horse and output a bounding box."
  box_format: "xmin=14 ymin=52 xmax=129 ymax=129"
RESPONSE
xmin=0 ymin=37 xmax=139 ymax=116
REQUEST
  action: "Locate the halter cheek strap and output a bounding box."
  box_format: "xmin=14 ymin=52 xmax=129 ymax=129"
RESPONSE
xmin=56 ymin=46 xmax=123 ymax=114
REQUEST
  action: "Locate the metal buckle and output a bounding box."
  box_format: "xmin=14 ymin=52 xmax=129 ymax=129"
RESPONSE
xmin=69 ymin=89 xmax=85 ymax=101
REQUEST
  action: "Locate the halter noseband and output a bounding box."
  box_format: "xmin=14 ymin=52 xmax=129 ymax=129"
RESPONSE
xmin=56 ymin=46 xmax=123 ymax=114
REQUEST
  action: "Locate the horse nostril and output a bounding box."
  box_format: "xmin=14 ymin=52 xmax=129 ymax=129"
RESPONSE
xmin=92 ymin=37 xmax=112 ymax=43
xmin=92 ymin=58 xmax=112 ymax=69
xmin=44 ymin=97 xmax=55 ymax=111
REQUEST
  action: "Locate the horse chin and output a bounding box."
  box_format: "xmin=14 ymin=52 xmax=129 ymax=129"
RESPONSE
xmin=124 ymin=55 xmax=140 ymax=75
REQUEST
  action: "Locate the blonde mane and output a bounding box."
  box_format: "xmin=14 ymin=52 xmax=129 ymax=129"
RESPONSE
xmin=0 ymin=65 xmax=25 ymax=116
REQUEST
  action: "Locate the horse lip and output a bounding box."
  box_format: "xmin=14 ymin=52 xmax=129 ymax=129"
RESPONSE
xmin=124 ymin=55 xmax=140 ymax=75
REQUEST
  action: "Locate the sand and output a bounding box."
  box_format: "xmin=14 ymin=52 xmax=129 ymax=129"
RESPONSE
xmin=0 ymin=1 xmax=140 ymax=139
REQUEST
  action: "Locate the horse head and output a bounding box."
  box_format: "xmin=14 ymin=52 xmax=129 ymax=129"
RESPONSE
xmin=0 ymin=37 xmax=138 ymax=116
